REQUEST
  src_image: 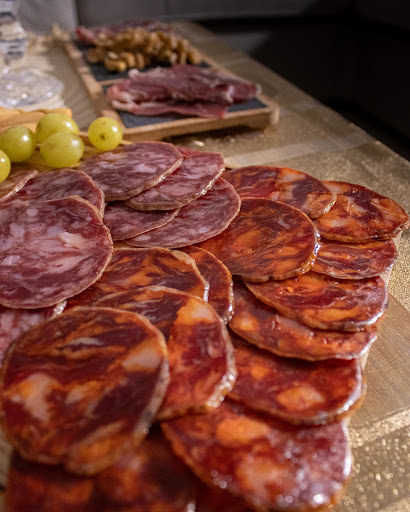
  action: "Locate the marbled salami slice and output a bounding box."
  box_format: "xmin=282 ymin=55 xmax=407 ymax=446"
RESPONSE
xmin=96 ymin=286 xmax=236 ymax=420
xmin=4 ymin=169 xmax=105 ymax=216
xmin=246 ymin=271 xmax=388 ymax=331
xmin=0 ymin=197 xmax=113 ymax=309
xmin=6 ymin=451 xmax=94 ymax=512
xmin=0 ymin=169 xmax=38 ymax=203
xmin=0 ymin=302 xmax=66 ymax=364
xmin=183 ymin=246 xmax=234 ymax=323
xmin=103 ymin=202 xmax=178 ymax=241
xmin=0 ymin=307 xmax=169 ymax=475
xmin=229 ymin=283 xmax=377 ymax=360
xmin=78 ymin=142 xmax=183 ymax=201
xmin=126 ymin=178 xmax=241 ymax=248
xmin=96 ymin=431 xmax=198 ymax=511
xmin=197 ymin=485 xmax=249 ymax=512
xmin=313 ymin=239 xmax=397 ymax=279
xmin=67 ymin=247 xmax=208 ymax=308
xmin=314 ymin=181 xmax=409 ymax=242
xmin=126 ymin=147 xmax=225 ymax=210
xmin=224 ymin=165 xmax=336 ymax=217
xmin=162 ymin=400 xmax=351 ymax=512
xmin=229 ymin=333 xmax=363 ymax=424
xmin=198 ymin=198 xmax=319 ymax=282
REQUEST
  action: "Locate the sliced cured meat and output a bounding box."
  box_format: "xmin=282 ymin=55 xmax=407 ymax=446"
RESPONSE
xmin=229 ymin=333 xmax=363 ymax=424
xmin=229 ymin=283 xmax=377 ymax=360
xmin=103 ymin=202 xmax=178 ymax=241
xmin=127 ymin=178 xmax=241 ymax=248
xmin=0 ymin=169 xmax=38 ymax=203
xmin=6 ymin=451 xmax=94 ymax=512
xmin=4 ymin=169 xmax=105 ymax=216
xmin=314 ymin=181 xmax=409 ymax=242
xmin=126 ymin=147 xmax=225 ymax=210
xmin=183 ymin=246 xmax=234 ymax=323
xmin=162 ymin=400 xmax=352 ymax=512
xmin=96 ymin=286 xmax=236 ymax=420
xmin=0 ymin=302 xmax=66 ymax=363
xmin=246 ymin=271 xmax=388 ymax=331
xmin=96 ymin=431 xmax=198 ymax=511
xmin=0 ymin=307 xmax=169 ymax=474
xmin=0 ymin=197 xmax=113 ymax=309
xmin=78 ymin=142 xmax=183 ymax=201
xmin=197 ymin=485 xmax=249 ymax=512
xmin=67 ymin=247 xmax=208 ymax=308
xmin=313 ymin=239 xmax=397 ymax=279
xmin=111 ymin=97 xmax=230 ymax=119
xmin=198 ymin=198 xmax=319 ymax=282
xmin=224 ymin=166 xmax=336 ymax=218
xmin=76 ymin=21 xmax=171 ymax=45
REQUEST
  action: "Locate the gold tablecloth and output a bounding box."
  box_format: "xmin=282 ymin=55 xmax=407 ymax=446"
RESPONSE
xmin=0 ymin=21 xmax=408 ymax=511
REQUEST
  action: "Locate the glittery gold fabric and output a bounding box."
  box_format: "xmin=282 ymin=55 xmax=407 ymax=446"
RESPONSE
xmin=0 ymin=22 xmax=408 ymax=511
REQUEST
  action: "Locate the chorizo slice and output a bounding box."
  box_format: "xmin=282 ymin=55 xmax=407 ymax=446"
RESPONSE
xmin=198 ymin=198 xmax=319 ymax=282
xmin=0 ymin=307 xmax=169 ymax=475
xmin=126 ymin=178 xmax=241 ymax=248
xmin=183 ymin=246 xmax=234 ymax=323
xmin=0 ymin=196 xmax=113 ymax=309
xmin=103 ymin=202 xmax=179 ymax=241
xmin=224 ymin=165 xmax=336 ymax=217
xmin=0 ymin=169 xmax=38 ymax=204
xmin=314 ymin=181 xmax=409 ymax=242
xmin=126 ymin=146 xmax=225 ymax=210
xmin=67 ymin=247 xmax=208 ymax=308
xmin=229 ymin=282 xmax=377 ymax=360
xmin=162 ymin=400 xmax=352 ymax=512
xmin=96 ymin=286 xmax=236 ymax=420
xmin=246 ymin=271 xmax=388 ymax=331
xmin=96 ymin=430 xmax=198 ymax=512
xmin=6 ymin=451 xmax=94 ymax=512
xmin=313 ymin=239 xmax=397 ymax=279
xmin=0 ymin=302 xmax=66 ymax=364
xmin=196 ymin=484 xmax=249 ymax=512
xmin=78 ymin=142 xmax=183 ymax=201
xmin=229 ymin=332 xmax=364 ymax=424
xmin=4 ymin=169 xmax=105 ymax=216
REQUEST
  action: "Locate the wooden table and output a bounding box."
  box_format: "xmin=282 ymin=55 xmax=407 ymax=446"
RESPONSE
xmin=0 ymin=22 xmax=409 ymax=512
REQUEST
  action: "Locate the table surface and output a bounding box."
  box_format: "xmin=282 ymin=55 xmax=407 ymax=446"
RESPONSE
xmin=0 ymin=21 xmax=409 ymax=512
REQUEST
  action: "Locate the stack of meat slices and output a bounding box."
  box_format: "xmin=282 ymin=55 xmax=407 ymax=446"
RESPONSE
xmin=0 ymin=144 xmax=408 ymax=512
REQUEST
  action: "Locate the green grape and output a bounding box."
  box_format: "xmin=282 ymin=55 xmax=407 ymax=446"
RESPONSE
xmin=35 ymin=113 xmax=79 ymax=143
xmin=40 ymin=133 xmax=84 ymax=168
xmin=0 ymin=150 xmax=11 ymax=183
xmin=88 ymin=117 xmax=123 ymax=151
xmin=0 ymin=125 xmax=36 ymax=162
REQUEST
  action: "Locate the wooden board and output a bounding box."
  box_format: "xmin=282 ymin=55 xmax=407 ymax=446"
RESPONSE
xmin=63 ymin=37 xmax=278 ymax=141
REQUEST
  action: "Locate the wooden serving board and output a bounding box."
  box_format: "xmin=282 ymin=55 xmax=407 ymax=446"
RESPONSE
xmin=63 ymin=37 xmax=278 ymax=142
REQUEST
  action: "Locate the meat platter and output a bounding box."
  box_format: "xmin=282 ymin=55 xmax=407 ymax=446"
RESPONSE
xmin=63 ymin=23 xmax=278 ymax=141
xmin=0 ymin=135 xmax=408 ymax=511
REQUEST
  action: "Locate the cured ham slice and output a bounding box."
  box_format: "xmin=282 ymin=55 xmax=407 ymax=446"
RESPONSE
xmin=78 ymin=142 xmax=183 ymax=201
xmin=126 ymin=147 xmax=225 ymax=210
xmin=314 ymin=181 xmax=409 ymax=242
xmin=103 ymin=202 xmax=178 ymax=241
xmin=313 ymin=239 xmax=397 ymax=279
xmin=66 ymin=247 xmax=208 ymax=308
xmin=4 ymin=169 xmax=105 ymax=216
xmin=198 ymin=198 xmax=319 ymax=282
xmin=229 ymin=283 xmax=377 ymax=360
xmin=246 ymin=271 xmax=388 ymax=331
xmin=96 ymin=286 xmax=236 ymax=420
xmin=183 ymin=246 xmax=234 ymax=323
xmin=229 ymin=333 xmax=363 ymax=424
xmin=0 ymin=307 xmax=169 ymax=475
xmin=163 ymin=400 xmax=352 ymax=512
xmin=126 ymin=178 xmax=240 ymax=248
xmin=224 ymin=166 xmax=335 ymax=218
xmin=0 ymin=196 xmax=113 ymax=309
xmin=0 ymin=169 xmax=38 ymax=203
